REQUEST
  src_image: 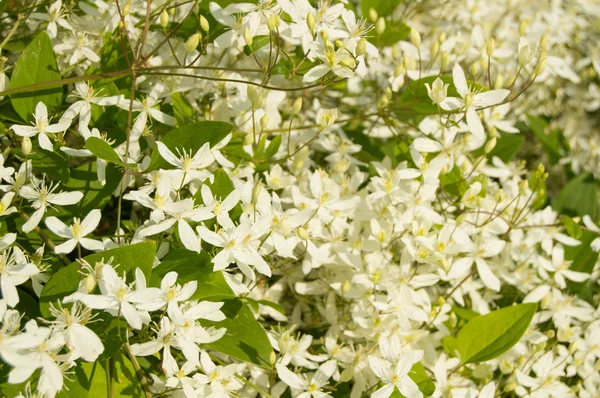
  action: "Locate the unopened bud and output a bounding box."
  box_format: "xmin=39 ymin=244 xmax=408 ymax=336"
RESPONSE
xmin=340 ymin=368 xmax=354 ymax=382
xmin=494 ymin=74 xmax=504 ymax=89
xmin=540 ymin=34 xmax=548 ymax=51
xmin=22 ymin=136 xmax=32 ymax=155
xmin=244 ymin=26 xmax=253 ymax=47
xmin=340 ymin=57 xmax=355 ymax=68
xmin=519 ymin=20 xmax=528 ymax=36
xmin=470 ymin=62 xmax=479 ymax=76
xmin=122 ymin=2 xmax=130 ymax=16
xmin=518 ymin=179 xmax=529 ymax=194
xmin=394 ymin=64 xmax=405 ymax=77
xmin=484 ymin=137 xmax=497 ymax=154
xmin=160 ymin=10 xmax=169 ymax=28
xmin=368 ymin=8 xmax=378 ymax=22
xmin=200 ymin=15 xmax=210 ymax=32
xmin=375 ymin=17 xmax=385 ymax=35
xmin=535 ymin=57 xmax=546 ymax=75
xmin=441 ymin=51 xmax=450 ymax=69
xmin=486 ymin=39 xmax=495 ymax=57
xmin=356 ymin=38 xmax=367 ymax=56
xmin=260 ymin=114 xmax=269 ymax=129
xmin=410 ymin=27 xmax=421 ymax=48
xmin=185 ymin=33 xmax=201 ymax=53
xmin=269 ymin=351 xmax=277 ymax=365
xmin=85 ymin=273 xmax=96 ymax=293
xmin=298 ymin=227 xmax=308 ymax=240
xmin=268 ymin=14 xmax=278 ymax=31
xmin=430 ymin=40 xmax=440 ymax=56
xmin=307 ymin=13 xmax=316 ymax=33
xmin=292 ymin=97 xmax=303 ymax=114
xmin=341 ymin=280 xmax=351 ymax=294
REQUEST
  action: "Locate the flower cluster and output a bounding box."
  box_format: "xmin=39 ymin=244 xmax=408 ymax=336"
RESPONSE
xmin=0 ymin=0 xmax=598 ymax=398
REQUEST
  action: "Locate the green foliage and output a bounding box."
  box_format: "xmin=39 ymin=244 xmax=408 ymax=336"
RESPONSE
xmin=171 ymin=92 xmax=196 ymax=126
xmin=554 ymin=172 xmax=597 ymax=219
xmin=202 ymin=299 xmax=275 ymax=368
xmin=39 ymin=242 xmax=156 ymax=317
xmin=146 ymin=121 xmax=234 ymax=171
xmin=244 ymin=35 xmax=272 ymax=55
xmin=453 ymin=303 xmax=537 ymax=363
xmin=388 ymin=362 xmax=435 ymax=397
xmin=12 ymin=146 xmax=70 ymax=183
xmin=526 ymin=115 xmax=568 ymax=164
xmin=85 ymin=137 xmax=130 ymax=167
xmin=10 ymin=32 xmax=63 ymax=121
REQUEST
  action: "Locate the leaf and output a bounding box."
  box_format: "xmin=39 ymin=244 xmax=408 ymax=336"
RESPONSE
xmin=440 ymin=166 xmax=468 ymax=197
xmin=78 ymin=353 xmax=143 ymax=397
xmin=40 ymin=242 xmax=156 ymax=316
xmin=486 ymin=131 xmax=525 ymax=162
xmin=455 ymin=303 xmax=537 ymax=364
xmin=361 ymin=0 xmax=404 ymax=18
xmin=12 ymin=146 xmax=70 ymax=183
xmin=554 ymin=172 xmax=597 ymax=219
xmin=203 ymin=299 xmax=274 ymax=367
xmin=61 ymin=162 xmax=122 ymax=217
xmin=244 ymin=35 xmax=272 ymax=55
xmin=451 ymin=305 xmax=480 ymax=322
xmin=10 ymin=31 xmax=63 ymax=121
xmin=171 ymin=92 xmax=195 ymax=126
xmin=85 ymin=137 xmax=127 ymax=167
xmin=264 ymin=135 xmax=282 ymax=159
xmin=146 ymin=121 xmax=234 ymax=171
xmin=526 ymin=115 xmax=566 ymax=164
xmin=151 ymin=249 xmax=235 ymax=302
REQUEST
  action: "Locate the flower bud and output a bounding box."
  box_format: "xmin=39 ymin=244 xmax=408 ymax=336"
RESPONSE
xmin=368 ymin=8 xmax=378 ymax=22
xmin=292 ymin=97 xmax=303 ymax=114
xmin=298 ymin=227 xmax=309 ymax=240
xmin=356 ymin=38 xmax=367 ymax=56
xmin=341 ymin=280 xmax=351 ymax=294
xmin=340 ymin=368 xmax=354 ymax=382
xmin=340 ymin=57 xmax=355 ymax=68
xmin=470 ymin=62 xmax=479 ymax=77
xmin=268 ymin=14 xmax=278 ymax=31
xmin=85 ymin=273 xmax=96 ymax=293
xmin=519 ymin=20 xmax=528 ymax=36
xmin=494 ymin=74 xmax=504 ymax=89
xmin=484 ymin=137 xmax=497 ymax=154
xmin=518 ymin=179 xmax=529 ymax=194
xmin=394 ymin=64 xmax=405 ymax=77
xmin=260 ymin=114 xmax=269 ymax=130
xmin=185 ymin=33 xmax=201 ymax=53
xmin=441 ymin=51 xmax=450 ymax=69
xmin=375 ymin=17 xmax=385 ymax=35
xmin=244 ymin=26 xmax=253 ymax=47
xmin=486 ymin=39 xmax=495 ymax=57
xmin=160 ymin=9 xmax=169 ymax=28
xmin=307 ymin=13 xmax=316 ymax=33
xmin=430 ymin=40 xmax=440 ymax=56
xmin=540 ymin=34 xmax=548 ymax=51
xmin=122 ymin=1 xmax=130 ymax=16
xmin=425 ymin=77 xmax=448 ymax=104
xmin=410 ymin=27 xmax=421 ymax=48
xmin=535 ymin=57 xmax=546 ymax=75
xmin=269 ymin=351 xmax=277 ymax=365
xmin=200 ymin=15 xmax=210 ymax=32
xmin=22 ymin=136 xmax=32 ymax=155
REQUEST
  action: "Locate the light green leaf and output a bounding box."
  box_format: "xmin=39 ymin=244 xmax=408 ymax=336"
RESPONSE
xmin=10 ymin=31 xmax=63 ymax=121
xmin=388 ymin=362 xmax=435 ymax=397
xmin=40 ymin=242 xmax=156 ymax=317
xmin=85 ymin=137 xmax=127 ymax=167
xmin=203 ymin=299 xmax=274 ymax=368
xmin=172 ymin=92 xmax=195 ymax=126
xmin=146 ymin=121 xmax=233 ymax=171
xmin=455 ymin=303 xmax=537 ymax=364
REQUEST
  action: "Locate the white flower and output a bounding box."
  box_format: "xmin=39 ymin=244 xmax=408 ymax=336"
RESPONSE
xmin=538 ymin=245 xmax=589 ymax=288
xmin=45 ymin=209 xmax=104 ymax=254
xmin=276 ymin=360 xmax=337 ymax=398
xmin=61 ymin=82 xmax=123 ymax=130
xmin=0 ymin=192 xmax=17 ymax=217
xmin=0 ymin=248 xmax=39 ymax=307
xmin=425 ymin=77 xmax=449 ymax=104
xmin=368 ymin=337 xmax=424 ymax=398
xmin=49 ymin=302 xmax=104 ymax=362
xmin=30 ymin=0 xmax=72 ymax=39
xmin=20 ymin=179 xmax=83 ymax=233
xmin=10 ymin=102 xmax=70 ymax=152
xmin=440 ymin=64 xmax=510 ymax=139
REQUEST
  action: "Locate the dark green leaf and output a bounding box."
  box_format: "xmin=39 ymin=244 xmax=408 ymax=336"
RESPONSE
xmin=172 ymin=92 xmax=196 ymax=126
xmin=10 ymin=31 xmax=63 ymax=121
xmin=85 ymin=137 xmax=126 ymax=166
xmin=554 ymin=172 xmax=597 ymax=218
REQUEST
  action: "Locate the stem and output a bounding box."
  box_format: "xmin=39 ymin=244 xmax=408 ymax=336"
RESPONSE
xmin=122 ymin=343 xmax=153 ymax=398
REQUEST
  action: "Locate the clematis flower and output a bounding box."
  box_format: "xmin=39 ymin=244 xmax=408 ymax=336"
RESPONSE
xmin=10 ymin=102 xmax=71 ymax=152
xmin=45 ymin=209 xmax=104 ymax=254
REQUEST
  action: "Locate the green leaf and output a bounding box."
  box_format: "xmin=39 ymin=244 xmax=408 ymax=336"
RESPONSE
xmin=370 ymin=22 xmax=410 ymax=47
xmin=526 ymin=115 xmax=565 ymax=164
xmin=203 ymin=299 xmax=274 ymax=367
xmin=151 ymin=249 xmax=235 ymax=302
xmin=451 ymin=305 xmax=480 ymax=322
xmin=361 ymin=0 xmax=404 ymax=18
xmin=243 ymin=35 xmax=271 ymax=55
xmin=264 ymin=135 xmax=282 ymax=159
xmin=554 ymin=172 xmax=597 ymax=219
xmin=12 ymin=146 xmax=70 ymax=183
xmin=85 ymin=137 xmax=127 ymax=166
xmin=10 ymin=31 xmax=63 ymax=121
xmin=486 ymin=131 xmax=525 ymax=162
xmin=455 ymin=303 xmax=537 ymax=364
xmin=172 ymin=92 xmax=195 ymax=126
xmin=61 ymin=162 xmax=122 ymax=217
xmin=40 ymin=242 xmax=156 ymax=316
xmin=78 ymin=353 xmax=143 ymax=397
xmin=146 ymin=121 xmax=234 ymax=171
xmin=440 ymin=166 xmax=468 ymax=197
